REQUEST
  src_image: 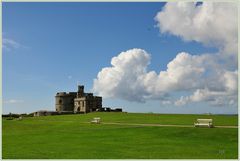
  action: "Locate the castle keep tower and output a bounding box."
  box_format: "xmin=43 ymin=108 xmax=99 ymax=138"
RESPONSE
xmin=55 ymin=92 xmax=77 ymax=112
xmin=55 ymin=85 xmax=102 ymax=113
xmin=77 ymin=85 xmax=84 ymax=97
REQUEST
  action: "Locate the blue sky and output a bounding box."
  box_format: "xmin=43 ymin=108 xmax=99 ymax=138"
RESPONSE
xmin=3 ymin=2 xmax=237 ymax=114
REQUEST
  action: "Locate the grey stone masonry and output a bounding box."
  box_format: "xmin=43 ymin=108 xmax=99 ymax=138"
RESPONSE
xmin=55 ymin=85 xmax=102 ymax=113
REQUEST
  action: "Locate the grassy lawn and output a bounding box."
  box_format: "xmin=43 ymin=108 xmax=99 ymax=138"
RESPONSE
xmin=2 ymin=112 xmax=238 ymax=159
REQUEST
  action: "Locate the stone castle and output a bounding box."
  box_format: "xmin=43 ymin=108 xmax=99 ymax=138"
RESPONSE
xmin=55 ymin=85 xmax=102 ymax=113
xmin=32 ymin=85 xmax=122 ymax=116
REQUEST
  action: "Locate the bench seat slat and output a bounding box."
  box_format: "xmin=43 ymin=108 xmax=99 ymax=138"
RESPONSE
xmin=194 ymin=119 xmax=213 ymax=128
xmin=91 ymin=117 xmax=101 ymax=124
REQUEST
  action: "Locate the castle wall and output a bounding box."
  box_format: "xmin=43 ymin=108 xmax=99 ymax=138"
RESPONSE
xmin=55 ymin=92 xmax=77 ymax=112
xmin=33 ymin=111 xmax=59 ymax=117
xmin=55 ymin=85 xmax=103 ymax=113
xmin=74 ymin=97 xmax=86 ymax=113
xmin=74 ymin=96 xmax=102 ymax=113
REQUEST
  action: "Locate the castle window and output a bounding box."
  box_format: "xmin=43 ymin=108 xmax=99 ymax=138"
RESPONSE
xmin=59 ymin=99 xmax=62 ymax=104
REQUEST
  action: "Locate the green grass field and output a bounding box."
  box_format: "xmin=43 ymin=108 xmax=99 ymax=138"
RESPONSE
xmin=2 ymin=112 xmax=238 ymax=159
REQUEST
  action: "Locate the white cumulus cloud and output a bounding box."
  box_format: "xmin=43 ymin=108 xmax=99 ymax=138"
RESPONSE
xmin=93 ymin=48 xmax=151 ymax=102
xmin=93 ymin=49 xmax=237 ymax=107
xmin=155 ymin=2 xmax=237 ymax=56
xmin=93 ymin=2 xmax=238 ymax=108
xmin=175 ymin=86 xmax=237 ymax=107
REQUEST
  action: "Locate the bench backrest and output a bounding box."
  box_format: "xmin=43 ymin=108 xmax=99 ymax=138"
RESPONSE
xmin=93 ymin=117 xmax=100 ymax=120
xmin=197 ymin=119 xmax=212 ymax=123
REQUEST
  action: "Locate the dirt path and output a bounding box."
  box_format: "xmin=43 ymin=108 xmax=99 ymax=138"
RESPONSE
xmin=100 ymin=122 xmax=238 ymax=128
xmin=34 ymin=119 xmax=238 ymax=128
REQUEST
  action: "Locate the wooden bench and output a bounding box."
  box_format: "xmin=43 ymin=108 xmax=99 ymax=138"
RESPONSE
xmin=194 ymin=119 xmax=213 ymax=128
xmin=16 ymin=116 xmax=23 ymax=121
xmin=91 ymin=117 xmax=101 ymax=124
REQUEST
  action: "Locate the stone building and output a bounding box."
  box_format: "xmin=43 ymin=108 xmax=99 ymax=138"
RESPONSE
xmin=55 ymin=92 xmax=77 ymax=111
xmin=33 ymin=110 xmax=59 ymax=117
xmin=55 ymin=85 xmax=102 ymax=113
